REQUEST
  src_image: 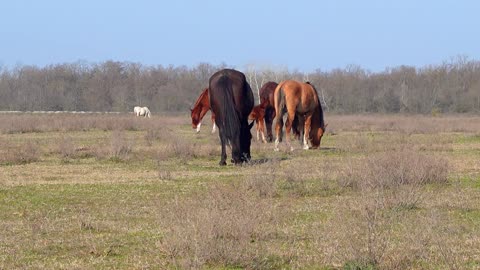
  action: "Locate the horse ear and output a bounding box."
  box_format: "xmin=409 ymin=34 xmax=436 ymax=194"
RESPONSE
xmin=248 ymin=121 xmax=254 ymax=130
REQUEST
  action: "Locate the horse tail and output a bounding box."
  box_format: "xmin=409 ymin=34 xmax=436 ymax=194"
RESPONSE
xmin=274 ymin=82 xmax=286 ymax=118
xmin=218 ymin=74 xmax=240 ymax=143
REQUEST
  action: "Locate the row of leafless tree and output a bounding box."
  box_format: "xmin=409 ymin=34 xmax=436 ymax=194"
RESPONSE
xmin=1 ymin=57 xmax=479 ymax=114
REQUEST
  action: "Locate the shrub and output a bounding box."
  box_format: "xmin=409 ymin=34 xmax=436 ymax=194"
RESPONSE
xmin=57 ymin=136 xmax=75 ymax=160
xmin=109 ymin=130 xmax=133 ymax=161
xmin=340 ymin=150 xmax=448 ymax=191
xmin=0 ymin=140 xmax=40 ymax=165
xmin=243 ymin=161 xmax=279 ymax=198
xmin=158 ymin=182 xmax=279 ymax=269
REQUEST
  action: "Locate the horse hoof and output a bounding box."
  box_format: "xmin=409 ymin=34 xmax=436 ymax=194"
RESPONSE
xmin=303 ymin=146 xmax=310 ymax=150
xmin=290 ymin=147 xmax=295 ymax=152
xmin=219 ymin=161 xmax=227 ymax=166
xmin=274 ymin=148 xmax=279 ymax=152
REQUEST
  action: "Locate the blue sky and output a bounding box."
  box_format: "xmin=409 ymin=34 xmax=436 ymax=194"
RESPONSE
xmin=1 ymin=0 xmax=479 ymax=72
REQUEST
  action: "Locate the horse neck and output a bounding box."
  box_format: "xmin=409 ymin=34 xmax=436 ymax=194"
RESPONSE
xmin=193 ymin=89 xmax=209 ymax=106
xmin=192 ymin=89 xmax=209 ymax=113
xmin=248 ymin=109 xmax=257 ymax=120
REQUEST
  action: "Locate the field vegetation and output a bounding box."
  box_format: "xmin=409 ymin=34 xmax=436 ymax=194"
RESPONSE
xmin=0 ymin=113 xmax=479 ymax=269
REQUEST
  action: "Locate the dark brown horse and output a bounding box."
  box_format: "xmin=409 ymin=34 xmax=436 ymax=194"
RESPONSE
xmin=190 ymin=88 xmax=216 ymax=133
xmin=259 ymin=82 xmax=277 ymax=142
xmin=209 ymin=69 xmax=254 ymax=165
xmin=274 ymin=80 xmax=326 ymax=151
xmin=248 ymin=99 xmax=269 ymax=143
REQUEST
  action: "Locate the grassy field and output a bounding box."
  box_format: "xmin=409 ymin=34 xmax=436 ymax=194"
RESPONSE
xmin=0 ymin=113 xmax=479 ymax=269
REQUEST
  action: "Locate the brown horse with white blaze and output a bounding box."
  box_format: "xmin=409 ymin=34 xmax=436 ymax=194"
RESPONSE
xmin=274 ymin=80 xmax=326 ymax=151
xmin=190 ymin=88 xmax=216 ymax=133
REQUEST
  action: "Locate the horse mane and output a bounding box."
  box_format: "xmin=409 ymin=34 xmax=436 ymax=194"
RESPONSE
xmin=192 ymin=88 xmax=209 ymax=110
xmin=307 ymin=82 xmax=325 ymax=129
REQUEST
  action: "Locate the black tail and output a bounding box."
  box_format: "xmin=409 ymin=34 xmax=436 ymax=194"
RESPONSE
xmin=218 ymin=74 xmax=240 ymax=143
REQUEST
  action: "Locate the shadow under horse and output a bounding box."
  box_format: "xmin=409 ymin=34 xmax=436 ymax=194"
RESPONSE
xmin=209 ymin=69 xmax=254 ymax=165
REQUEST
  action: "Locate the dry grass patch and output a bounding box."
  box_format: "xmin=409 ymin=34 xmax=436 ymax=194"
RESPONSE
xmin=0 ymin=139 xmax=41 ymax=165
xmin=0 ymin=114 xmax=187 ymax=134
xmin=306 ymin=149 xmax=452 ymax=268
xmin=0 ymin=113 xmax=479 ymax=269
xmin=157 ymin=182 xmax=285 ymax=269
xmin=340 ymin=150 xmax=449 ymax=209
xmin=109 ymin=130 xmax=134 ymax=161
xmin=328 ymin=114 xmax=480 ymax=134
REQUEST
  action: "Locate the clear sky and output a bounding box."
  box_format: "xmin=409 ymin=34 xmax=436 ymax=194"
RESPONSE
xmin=1 ymin=0 xmax=478 ymax=72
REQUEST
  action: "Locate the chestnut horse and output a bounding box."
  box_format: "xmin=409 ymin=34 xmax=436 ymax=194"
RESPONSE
xmin=190 ymin=88 xmax=216 ymax=133
xmin=257 ymin=81 xmax=301 ymax=142
xmin=274 ymin=80 xmax=326 ymax=151
xmin=209 ymin=69 xmax=254 ymax=165
xmin=248 ymin=99 xmax=269 ymax=143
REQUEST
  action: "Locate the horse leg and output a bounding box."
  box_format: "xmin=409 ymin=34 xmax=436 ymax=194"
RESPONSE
xmin=218 ymin=129 xmax=227 ymax=166
xmin=274 ymin=115 xmax=284 ymax=151
xmin=265 ymin=107 xmax=274 ymax=142
xmin=303 ymin=115 xmax=312 ymax=150
xmin=196 ymin=122 xmax=202 ymax=133
xmin=295 ymin=116 xmax=305 ymax=147
xmin=255 ymin=119 xmax=260 ymax=141
xmin=259 ymin=117 xmax=267 ymax=143
xmin=211 ymin=113 xmax=216 ymax=133
xmin=285 ymin=111 xmax=296 ymax=152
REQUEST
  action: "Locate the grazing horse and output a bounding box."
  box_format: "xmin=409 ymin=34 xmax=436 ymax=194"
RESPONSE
xmin=274 ymin=80 xmax=326 ymax=151
xmin=209 ymin=69 xmax=254 ymax=165
xmin=259 ymin=82 xmax=278 ymax=142
xmin=134 ymin=106 xmax=151 ymax=118
xmin=259 ymin=81 xmax=301 ymax=142
xmin=248 ymin=99 xmax=269 ymax=143
xmin=190 ymin=88 xmax=216 ymax=133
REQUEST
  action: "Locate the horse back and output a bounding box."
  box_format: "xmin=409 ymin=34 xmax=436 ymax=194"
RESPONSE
xmin=209 ymin=69 xmax=253 ymax=118
xmin=275 ymin=80 xmax=319 ymax=114
xmin=260 ymin=81 xmax=278 ymax=107
xmin=209 ymin=69 xmax=253 ymax=133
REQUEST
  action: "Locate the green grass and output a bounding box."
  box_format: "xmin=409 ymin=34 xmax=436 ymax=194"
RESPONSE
xmin=1 ymin=115 xmax=480 ymax=269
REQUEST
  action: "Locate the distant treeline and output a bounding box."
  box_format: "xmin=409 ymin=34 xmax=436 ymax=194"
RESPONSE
xmin=1 ymin=57 xmax=479 ymax=114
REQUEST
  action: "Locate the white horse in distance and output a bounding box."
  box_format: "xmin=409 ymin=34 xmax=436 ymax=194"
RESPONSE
xmin=133 ymin=106 xmax=151 ymax=118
